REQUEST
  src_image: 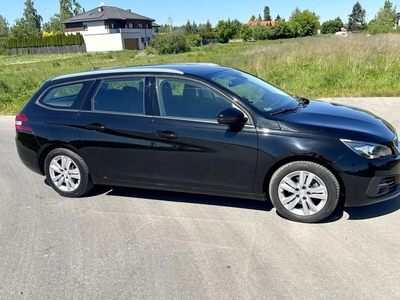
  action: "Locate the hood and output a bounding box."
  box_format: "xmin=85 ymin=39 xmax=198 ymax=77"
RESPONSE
xmin=273 ymin=100 xmax=397 ymax=143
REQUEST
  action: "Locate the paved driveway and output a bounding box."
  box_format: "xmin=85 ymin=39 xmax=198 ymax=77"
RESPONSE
xmin=1 ymin=98 xmax=400 ymax=299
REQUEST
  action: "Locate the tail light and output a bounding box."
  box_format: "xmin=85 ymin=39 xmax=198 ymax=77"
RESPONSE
xmin=15 ymin=113 xmax=33 ymax=132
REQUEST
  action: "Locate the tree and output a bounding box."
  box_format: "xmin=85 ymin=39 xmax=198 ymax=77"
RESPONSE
xmin=275 ymin=14 xmax=282 ymax=22
xmin=264 ymin=6 xmax=271 ymax=21
xmin=59 ymin=0 xmax=84 ymax=21
xmin=167 ymin=15 xmax=174 ymax=32
xmin=366 ymin=0 xmax=396 ymax=34
xmin=289 ymin=9 xmax=320 ymax=37
xmin=43 ymin=0 xmax=84 ymax=34
xmin=10 ymin=0 xmax=42 ymax=37
xmin=240 ymin=24 xmax=253 ymax=41
xmin=232 ymin=18 xmax=242 ymax=38
xmin=270 ymin=19 xmax=294 ymax=39
xmin=253 ymin=24 xmax=272 ymax=40
xmin=43 ymin=14 xmax=64 ymax=33
xmin=321 ymin=17 xmax=343 ymax=34
xmin=0 ymin=15 xmax=9 ymax=36
xmin=249 ymin=15 xmax=256 ymax=22
xmin=214 ymin=19 xmax=237 ymax=43
xmin=191 ymin=21 xmax=198 ymax=33
xmin=185 ymin=20 xmax=193 ymax=33
xmin=348 ymin=1 xmax=367 ymax=32
xmin=198 ymin=20 xmax=214 ymax=39
xmin=257 ymin=14 xmax=262 ymax=22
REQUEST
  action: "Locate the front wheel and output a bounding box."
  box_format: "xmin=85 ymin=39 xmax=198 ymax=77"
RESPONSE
xmin=269 ymin=161 xmax=340 ymax=223
xmin=44 ymin=148 xmax=93 ymax=197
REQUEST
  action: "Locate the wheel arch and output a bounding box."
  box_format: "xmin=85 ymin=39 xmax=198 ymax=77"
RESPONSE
xmin=38 ymin=142 xmax=83 ymax=175
xmin=262 ymin=155 xmax=346 ymax=202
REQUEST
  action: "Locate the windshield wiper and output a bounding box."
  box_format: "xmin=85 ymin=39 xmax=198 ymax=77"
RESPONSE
xmin=270 ymin=98 xmax=309 ymax=116
xmin=270 ymin=107 xmax=298 ymax=116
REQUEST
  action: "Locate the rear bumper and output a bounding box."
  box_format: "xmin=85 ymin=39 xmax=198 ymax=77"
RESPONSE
xmin=15 ymin=132 xmax=43 ymax=175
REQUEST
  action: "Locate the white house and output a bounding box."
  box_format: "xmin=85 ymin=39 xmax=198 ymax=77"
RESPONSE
xmin=62 ymin=4 xmax=156 ymax=52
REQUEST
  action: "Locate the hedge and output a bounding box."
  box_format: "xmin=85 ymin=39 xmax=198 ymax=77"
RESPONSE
xmin=6 ymin=33 xmax=85 ymax=49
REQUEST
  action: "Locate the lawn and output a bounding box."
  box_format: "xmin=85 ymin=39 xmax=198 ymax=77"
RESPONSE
xmin=1 ymin=34 xmax=400 ymax=115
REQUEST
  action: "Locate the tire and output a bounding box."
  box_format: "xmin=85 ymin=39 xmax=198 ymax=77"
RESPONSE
xmin=44 ymin=148 xmax=93 ymax=197
xmin=269 ymin=161 xmax=340 ymax=223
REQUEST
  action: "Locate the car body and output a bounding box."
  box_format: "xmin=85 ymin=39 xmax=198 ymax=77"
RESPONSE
xmin=335 ymin=31 xmax=348 ymax=37
xmin=15 ymin=63 xmax=400 ymax=222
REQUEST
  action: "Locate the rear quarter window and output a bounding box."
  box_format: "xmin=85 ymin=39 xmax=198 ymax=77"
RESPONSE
xmin=39 ymin=81 xmax=93 ymax=109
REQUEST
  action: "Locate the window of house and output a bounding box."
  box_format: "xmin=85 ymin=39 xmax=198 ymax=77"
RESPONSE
xmin=83 ymin=24 xmax=88 ymax=31
xmin=157 ymin=78 xmax=233 ymax=120
xmin=111 ymin=23 xmax=115 ymax=29
xmin=146 ymin=24 xmax=149 ymax=29
xmin=93 ymin=78 xmax=145 ymax=114
xmin=128 ymin=23 xmax=133 ymax=29
xmin=138 ymin=23 xmax=142 ymax=28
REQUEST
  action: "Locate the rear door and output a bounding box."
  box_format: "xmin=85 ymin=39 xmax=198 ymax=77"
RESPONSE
xmin=76 ymin=76 xmax=156 ymax=183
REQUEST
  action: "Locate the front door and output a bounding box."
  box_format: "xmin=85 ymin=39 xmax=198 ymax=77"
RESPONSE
xmin=152 ymin=77 xmax=258 ymax=193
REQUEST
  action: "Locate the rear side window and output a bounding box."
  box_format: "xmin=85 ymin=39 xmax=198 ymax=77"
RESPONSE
xmin=93 ymin=78 xmax=145 ymax=114
xmin=39 ymin=81 xmax=93 ymax=109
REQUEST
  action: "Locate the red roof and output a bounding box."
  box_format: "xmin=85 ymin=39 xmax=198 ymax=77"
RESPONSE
xmin=247 ymin=21 xmax=276 ymax=27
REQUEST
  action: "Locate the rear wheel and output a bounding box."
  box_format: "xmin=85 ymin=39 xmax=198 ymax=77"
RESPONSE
xmin=44 ymin=148 xmax=93 ymax=197
xmin=269 ymin=161 xmax=340 ymax=223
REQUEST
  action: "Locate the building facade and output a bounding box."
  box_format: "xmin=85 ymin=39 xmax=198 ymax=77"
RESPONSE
xmin=63 ymin=5 xmax=156 ymax=52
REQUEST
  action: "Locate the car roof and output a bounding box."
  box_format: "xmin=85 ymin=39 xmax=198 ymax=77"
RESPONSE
xmin=50 ymin=63 xmax=231 ymax=81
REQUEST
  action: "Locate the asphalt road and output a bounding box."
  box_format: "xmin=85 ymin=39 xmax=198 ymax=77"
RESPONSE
xmin=1 ymin=98 xmax=400 ymax=299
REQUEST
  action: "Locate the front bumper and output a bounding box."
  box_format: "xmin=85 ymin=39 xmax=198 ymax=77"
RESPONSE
xmin=335 ymin=155 xmax=400 ymax=207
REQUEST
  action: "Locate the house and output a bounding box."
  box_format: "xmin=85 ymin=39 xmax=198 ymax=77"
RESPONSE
xmin=62 ymin=3 xmax=156 ymax=52
xmin=396 ymin=12 xmax=400 ymax=28
xmin=247 ymin=21 xmax=276 ymax=27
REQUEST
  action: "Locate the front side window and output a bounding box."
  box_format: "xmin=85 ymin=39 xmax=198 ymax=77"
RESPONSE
xmin=206 ymin=69 xmax=298 ymax=114
xmin=93 ymin=78 xmax=145 ymax=114
xmin=39 ymin=81 xmax=92 ymax=109
xmin=157 ymin=78 xmax=233 ymax=121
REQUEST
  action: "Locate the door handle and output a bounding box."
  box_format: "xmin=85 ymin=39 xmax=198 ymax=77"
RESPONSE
xmin=156 ymin=130 xmax=179 ymax=139
xmin=86 ymin=123 xmax=106 ymax=131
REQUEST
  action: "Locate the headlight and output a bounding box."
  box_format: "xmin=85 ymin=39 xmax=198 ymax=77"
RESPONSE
xmin=341 ymin=139 xmax=393 ymax=159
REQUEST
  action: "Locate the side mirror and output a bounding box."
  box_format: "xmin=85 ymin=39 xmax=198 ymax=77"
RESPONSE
xmin=217 ymin=107 xmax=248 ymax=126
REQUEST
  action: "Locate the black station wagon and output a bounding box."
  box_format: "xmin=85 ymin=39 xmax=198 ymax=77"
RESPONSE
xmin=15 ymin=64 xmax=400 ymax=222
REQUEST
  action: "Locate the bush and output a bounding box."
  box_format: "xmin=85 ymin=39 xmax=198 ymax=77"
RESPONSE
xmin=185 ymin=33 xmax=202 ymax=48
xmin=152 ymin=33 xmax=190 ymax=55
xmin=321 ymin=19 xmax=343 ymax=34
xmin=240 ymin=24 xmax=253 ymax=41
xmin=144 ymin=47 xmax=155 ymax=55
xmin=253 ymin=24 xmax=273 ymax=41
xmin=214 ymin=19 xmax=237 ymax=43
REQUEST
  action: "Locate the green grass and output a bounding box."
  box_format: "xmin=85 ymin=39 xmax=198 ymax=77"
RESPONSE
xmin=1 ymin=34 xmax=400 ymax=115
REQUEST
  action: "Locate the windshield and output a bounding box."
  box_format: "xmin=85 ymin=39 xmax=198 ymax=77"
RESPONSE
xmin=206 ymin=69 xmax=298 ymax=113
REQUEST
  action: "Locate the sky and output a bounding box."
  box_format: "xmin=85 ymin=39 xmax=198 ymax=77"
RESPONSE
xmin=0 ymin=0 xmax=393 ymax=27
